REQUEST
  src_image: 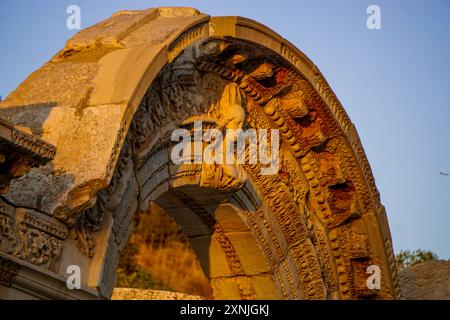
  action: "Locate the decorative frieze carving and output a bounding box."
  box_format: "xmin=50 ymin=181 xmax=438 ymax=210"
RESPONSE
xmin=168 ymin=22 xmax=209 ymax=62
xmin=0 ymin=199 xmax=21 ymax=257
xmin=64 ymin=36 xmax=398 ymax=300
xmin=15 ymin=209 xmax=68 ymax=271
xmin=0 ymin=201 xmax=68 ymax=272
xmin=0 ymin=255 xmax=20 ymax=287
xmin=0 ymin=9 xmax=399 ymax=301
xmin=10 ymin=129 xmax=56 ymax=160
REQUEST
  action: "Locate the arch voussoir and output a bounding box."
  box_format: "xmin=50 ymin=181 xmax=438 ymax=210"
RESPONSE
xmin=0 ymin=7 xmax=399 ymax=300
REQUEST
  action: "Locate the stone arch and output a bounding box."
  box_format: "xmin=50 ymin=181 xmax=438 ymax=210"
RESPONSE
xmin=0 ymin=7 xmax=399 ymax=300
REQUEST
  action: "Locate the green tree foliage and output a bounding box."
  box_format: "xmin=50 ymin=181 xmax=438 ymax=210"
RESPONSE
xmin=395 ymin=249 xmax=439 ymax=271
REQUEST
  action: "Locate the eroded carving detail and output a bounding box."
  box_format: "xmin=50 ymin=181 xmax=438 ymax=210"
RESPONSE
xmin=16 ymin=209 xmax=68 ymax=271
xmin=0 ymin=118 xmax=56 ymax=194
xmin=66 ymin=36 xmax=398 ymax=300
xmin=0 ymin=199 xmax=21 ymax=256
xmin=0 ymin=256 xmax=20 ymax=287
xmin=172 ymin=189 xmax=257 ymax=300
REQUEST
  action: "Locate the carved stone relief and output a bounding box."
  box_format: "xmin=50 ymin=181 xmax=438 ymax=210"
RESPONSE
xmin=64 ymin=37 xmax=399 ymax=299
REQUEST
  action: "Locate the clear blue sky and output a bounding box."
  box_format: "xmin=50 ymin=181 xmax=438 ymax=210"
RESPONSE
xmin=0 ymin=0 xmax=449 ymax=258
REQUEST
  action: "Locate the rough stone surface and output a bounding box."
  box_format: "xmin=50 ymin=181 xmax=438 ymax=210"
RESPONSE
xmin=399 ymin=260 xmax=450 ymax=300
xmin=112 ymin=288 xmax=203 ymax=300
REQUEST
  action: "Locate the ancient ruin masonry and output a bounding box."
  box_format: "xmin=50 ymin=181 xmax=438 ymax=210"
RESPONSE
xmin=0 ymin=7 xmax=400 ymax=300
